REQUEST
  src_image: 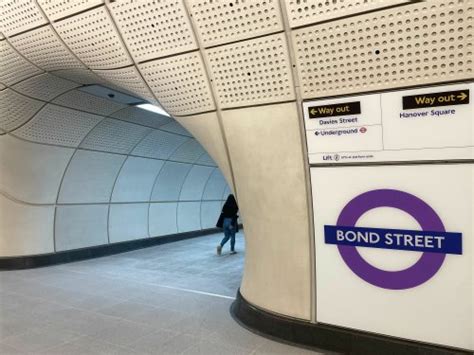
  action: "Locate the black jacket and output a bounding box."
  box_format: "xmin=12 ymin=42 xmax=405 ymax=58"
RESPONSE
xmin=216 ymin=194 xmax=239 ymax=230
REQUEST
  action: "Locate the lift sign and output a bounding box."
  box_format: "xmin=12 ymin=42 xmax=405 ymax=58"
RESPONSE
xmin=324 ymin=189 xmax=463 ymax=290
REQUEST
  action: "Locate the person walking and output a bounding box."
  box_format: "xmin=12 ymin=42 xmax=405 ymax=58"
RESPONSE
xmin=216 ymin=194 xmax=239 ymax=255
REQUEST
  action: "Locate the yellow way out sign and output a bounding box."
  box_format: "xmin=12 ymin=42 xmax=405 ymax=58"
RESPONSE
xmin=402 ymin=89 xmax=469 ymax=109
xmin=307 ymin=101 xmax=361 ymax=119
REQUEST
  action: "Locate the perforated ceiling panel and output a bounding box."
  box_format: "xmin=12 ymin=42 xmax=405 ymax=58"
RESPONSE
xmin=80 ymin=118 xmax=151 ymax=154
xmin=207 ymin=33 xmax=295 ymax=108
xmin=79 ymin=84 xmax=143 ymax=104
xmin=37 ymin=0 xmax=103 ymax=21
xmin=93 ymin=66 xmax=156 ymax=103
xmin=108 ymin=0 xmax=197 ymax=62
xmin=0 ymin=0 xmax=47 ymax=37
xmin=169 ymin=139 xmax=206 ymax=164
xmin=139 ymin=52 xmax=215 ymax=116
xmin=9 ymin=25 xmax=84 ymax=71
xmin=13 ymin=104 xmax=103 ymax=147
xmin=51 ymin=69 xmax=106 ymax=85
xmin=111 ymin=106 xmax=172 ymax=129
xmin=188 ymin=0 xmax=283 ymax=47
xmin=0 ymin=89 xmax=45 ymax=132
xmin=293 ymin=0 xmax=474 ymax=99
xmin=0 ymin=40 xmax=43 ymax=86
xmin=132 ymin=130 xmax=189 ymax=160
xmin=54 ymin=6 xmax=132 ymax=69
xmin=12 ymin=73 xmax=80 ymax=101
xmin=53 ymin=90 xmax=127 ymax=116
xmin=285 ymin=0 xmax=411 ymax=28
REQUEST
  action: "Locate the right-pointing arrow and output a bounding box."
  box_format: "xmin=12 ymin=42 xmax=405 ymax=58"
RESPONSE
xmin=457 ymin=92 xmax=468 ymax=101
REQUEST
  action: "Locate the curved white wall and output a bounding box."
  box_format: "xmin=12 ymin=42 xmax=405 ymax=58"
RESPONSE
xmin=0 ymin=82 xmax=229 ymax=257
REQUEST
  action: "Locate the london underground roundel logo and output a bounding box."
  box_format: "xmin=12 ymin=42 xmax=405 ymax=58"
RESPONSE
xmin=324 ymin=189 xmax=463 ymax=290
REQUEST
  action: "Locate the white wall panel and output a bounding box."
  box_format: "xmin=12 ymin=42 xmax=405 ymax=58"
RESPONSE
xmin=223 ymin=103 xmax=311 ymax=320
xmin=58 ymin=150 xmax=125 ymax=203
xmin=222 ymin=184 xmax=232 ymax=201
xmin=80 ymin=118 xmax=151 ymax=154
xmin=38 ymin=0 xmax=103 ymax=22
xmin=0 ymin=40 xmax=42 ymax=86
xmin=132 ymin=130 xmax=188 ymax=160
xmin=149 ymin=203 xmax=178 ymax=237
xmin=196 ymin=152 xmax=216 ymax=167
xmin=12 ymin=73 xmax=79 ymax=101
xmin=111 ymin=157 xmax=164 ymax=203
xmin=292 ymin=0 xmax=473 ymax=99
xmin=202 ymin=169 xmax=227 ymax=201
xmin=207 ymin=33 xmax=295 ymax=108
xmin=93 ymin=66 xmax=156 ymax=103
xmin=169 ymin=139 xmax=205 ymax=164
xmin=55 ymin=204 xmax=108 ymax=251
xmin=0 ymin=0 xmax=47 ymax=37
xmin=179 ymin=165 xmax=214 ymax=201
xmin=177 ymin=202 xmax=201 ymax=233
xmin=200 ymin=201 xmax=222 ymax=229
xmin=109 ymin=203 xmax=148 ymax=243
xmin=159 ymin=121 xmax=192 ymax=137
xmin=285 ymin=0 xmax=409 ymax=28
xmin=188 ymin=0 xmax=283 ymax=47
xmin=139 ymin=52 xmax=215 ymax=116
xmin=111 ymin=106 xmax=171 ymax=129
xmin=0 ymin=89 xmax=45 ymax=132
xmin=13 ymin=104 xmax=103 ymax=147
xmin=108 ymin=0 xmax=197 ymax=62
xmin=0 ymin=196 xmax=54 ymax=256
xmin=151 ymin=162 xmax=192 ymax=201
xmin=175 ymin=112 xmax=233 ymax=188
xmin=9 ymin=25 xmax=84 ymax=71
xmin=53 ymin=90 xmax=127 ymax=116
xmin=54 ymin=6 xmax=132 ymax=69
xmin=0 ymin=135 xmax=74 ymax=204
xmin=311 ymin=164 xmax=474 ymax=349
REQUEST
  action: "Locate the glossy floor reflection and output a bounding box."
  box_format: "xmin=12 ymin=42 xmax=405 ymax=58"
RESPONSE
xmin=0 ymin=233 xmax=326 ymax=354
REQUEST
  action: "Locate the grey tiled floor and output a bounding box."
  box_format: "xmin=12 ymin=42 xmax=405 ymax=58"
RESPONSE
xmin=0 ymin=233 xmax=326 ymax=354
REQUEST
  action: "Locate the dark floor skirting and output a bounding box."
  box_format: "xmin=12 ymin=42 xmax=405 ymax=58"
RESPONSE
xmin=230 ymin=290 xmax=472 ymax=355
xmin=0 ymin=228 xmax=222 ymax=270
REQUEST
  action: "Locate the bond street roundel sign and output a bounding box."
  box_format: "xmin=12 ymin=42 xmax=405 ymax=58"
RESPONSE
xmin=324 ymin=189 xmax=463 ymax=290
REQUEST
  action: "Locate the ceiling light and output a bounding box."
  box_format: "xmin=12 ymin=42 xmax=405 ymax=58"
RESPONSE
xmin=136 ymin=104 xmax=170 ymax=117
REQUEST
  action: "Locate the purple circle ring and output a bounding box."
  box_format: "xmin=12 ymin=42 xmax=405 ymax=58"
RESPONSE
xmin=336 ymin=189 xmax=446 ymax=290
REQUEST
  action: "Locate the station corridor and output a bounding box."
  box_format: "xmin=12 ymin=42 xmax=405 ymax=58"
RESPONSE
xmin=0 ymin=233 xmax=323 ymax=354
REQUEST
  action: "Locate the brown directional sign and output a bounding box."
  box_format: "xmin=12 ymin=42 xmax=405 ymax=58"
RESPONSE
xmin=402 ymin=89 xmax=469 ymax=110
xmin=308 ymin=101 xmax=361 ymax=119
